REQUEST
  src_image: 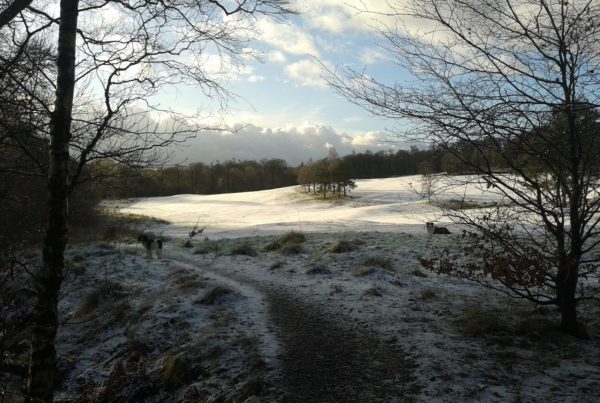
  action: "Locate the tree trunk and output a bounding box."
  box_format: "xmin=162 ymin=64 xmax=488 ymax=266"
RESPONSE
xmin=556 ymin=259 xmax=586 ymax=338
xmin=28 ymin=0 xmax=79 ymax=401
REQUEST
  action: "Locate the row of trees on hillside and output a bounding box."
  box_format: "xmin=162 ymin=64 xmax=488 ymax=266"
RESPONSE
xmin=95 ymin=158 xmax=297 ymax=198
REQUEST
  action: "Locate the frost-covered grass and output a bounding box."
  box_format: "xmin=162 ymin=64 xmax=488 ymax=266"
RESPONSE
xmin=47 ymin=242 xmax=275 ymax=402
xmin=170 ymin=232 xmax=600 ymax=401
xmin=4 ymin=177 xmax=600 ymax=401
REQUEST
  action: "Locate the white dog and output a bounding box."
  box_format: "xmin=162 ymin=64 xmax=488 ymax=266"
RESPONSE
xmin=138 ymin=234 xmax=163 ymax=259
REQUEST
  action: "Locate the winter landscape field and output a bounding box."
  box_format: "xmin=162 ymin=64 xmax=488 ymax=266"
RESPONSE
xmin=14 ymin=176 xmax=593 ymax=402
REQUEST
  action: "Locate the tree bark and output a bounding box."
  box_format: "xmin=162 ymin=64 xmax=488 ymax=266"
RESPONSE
xmin=28 ymin=0 xmax=79 ymax=401
xmin=556 ymin=259 xmax=585 ymax=338
xmin=0 ymin=0 xmax=35 ymax=29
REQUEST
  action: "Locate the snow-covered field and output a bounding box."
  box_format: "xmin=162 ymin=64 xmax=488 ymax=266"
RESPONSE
xmin=119 ymin=175 xmax=494 ymax=239
xmin=29 ymin=176 xmax=600 ymax=401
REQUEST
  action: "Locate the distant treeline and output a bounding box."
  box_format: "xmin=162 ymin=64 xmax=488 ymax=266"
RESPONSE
xmin=96 ymin=147 xmax=476 ymax=198
xmin=96 ymin=159 xmax=298 ymax=198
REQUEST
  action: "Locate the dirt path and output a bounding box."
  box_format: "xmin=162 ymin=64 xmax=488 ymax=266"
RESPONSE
xmin=266 ymin=289 xmax=418 ymax=402
xmin=170 ymin=255 xmax=418 ymax=402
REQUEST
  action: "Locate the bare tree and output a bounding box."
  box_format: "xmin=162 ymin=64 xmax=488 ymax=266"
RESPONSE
xmin=328 ymin=0 xmax=600 ymax=337
xmin=1 ymin=0 xmax=294 ymax=400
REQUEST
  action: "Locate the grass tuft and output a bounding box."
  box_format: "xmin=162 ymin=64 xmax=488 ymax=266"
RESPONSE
xmin=199 ymin=286 xmax=231 ymax=305
xmin=279 ymin=231 xmax=306 ymax=245
xmin=360 ymin=255 xmax=393 ymax=270
xmin=410 ymin=268 xmax=428 ymax=278
xmin=230 ymin=242 xmax=258 ymax=257
xmin=280 ymin=243 xmax=304 ymax=255
xmin=264 ymin=231 xmax=306 ymax=254
xmin=364 ymin=285 xmax=384 ymax=297
xmin=330 ymin=239 xmax=364 ymax=253
xmin=306 ymin=263 xmax=332 ymax=275
xmin=76 ymin=281 xmax=127 ymax=317
xmin=455 ymin=305 xmax=510 ymax=338
xmin=352 ymin=266 xmax=376 ymax=277
xmin=193 ymin=240 xmax=221 ymax=255
xmin=269 ymin=261 xmax=284 ymax=271
xmin=162 ymin=354 xmax=193 ymax=390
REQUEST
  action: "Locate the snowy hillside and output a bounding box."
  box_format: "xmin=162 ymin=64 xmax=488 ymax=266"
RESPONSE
xmin=120 ymin=175 xmax=497 ymax=238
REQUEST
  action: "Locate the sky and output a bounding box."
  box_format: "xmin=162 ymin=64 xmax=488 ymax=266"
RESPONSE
xmin=153 ymin=0 xmax=416 ymax=166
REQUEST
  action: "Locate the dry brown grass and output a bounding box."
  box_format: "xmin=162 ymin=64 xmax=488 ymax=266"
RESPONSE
xmin=264 ymin=231 xmax=306 ymax=254
xmin=330 ymin=239 xmax=364 ymax=253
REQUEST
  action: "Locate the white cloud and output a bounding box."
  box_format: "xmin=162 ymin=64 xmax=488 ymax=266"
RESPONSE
xmin=258 ymin=20 xmax=320 ymax=57
xmin=298 ymin=0 xmax=398 ymax=35
xmin=360 ymin=48 xmax=390 ymax=65
xmin=306 ymin=9 xmax=354 ymax=35
xmin=248 ymin=75 xmax=266 ymax=83
xmin=266 ymin=50 xmax=287 ymax=64
xmin=351 ymin=131 xmax=386 ymax=147
xmin=283 ymin=59 xmax=329 ymax=89
xmin=193 ymin=53 xmax=254 ymax=82
xmin=174 ymin=122 xmax=397 ymax=165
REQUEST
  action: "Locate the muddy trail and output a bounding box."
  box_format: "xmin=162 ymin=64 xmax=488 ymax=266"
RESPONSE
xmin=266 ymin=289 xmax=419 ymax=402
xmin=170 ymin=255 xmax=419 ymax=402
